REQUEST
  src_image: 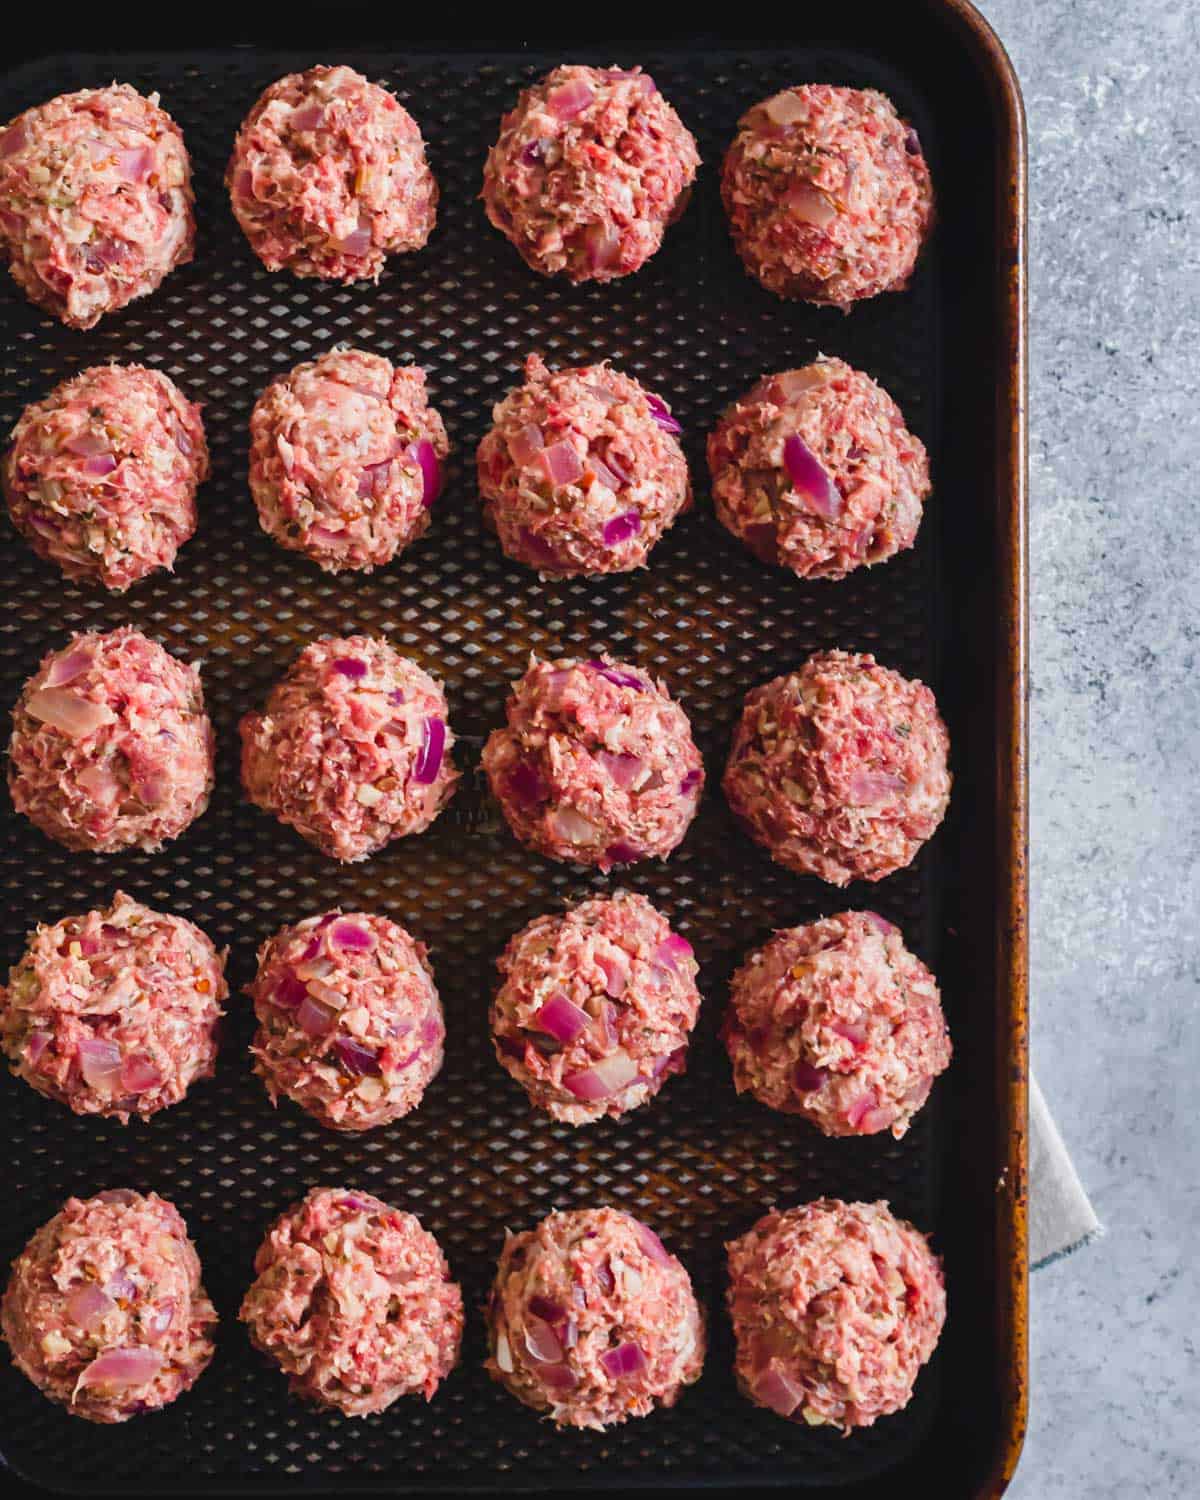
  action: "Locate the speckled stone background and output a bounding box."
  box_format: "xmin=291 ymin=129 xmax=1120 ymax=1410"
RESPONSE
xmin=974 ymin=2 xmax=1199 ymax=1494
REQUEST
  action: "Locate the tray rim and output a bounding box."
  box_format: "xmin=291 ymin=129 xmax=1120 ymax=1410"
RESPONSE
xmin=0 ymin=7 xmax=1029 ymax=1497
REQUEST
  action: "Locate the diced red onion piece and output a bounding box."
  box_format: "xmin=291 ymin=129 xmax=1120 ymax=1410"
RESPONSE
xmin=784 ymin=181 xmax=837 ymax=227
xmin=78 ymin=1038 xmax=122 ymax=1092
xmin=496 ymin=1034 xmax=525 ymax=1060
xmin=540 ymin=440 xmax=583 ymax=487
xmin=64 ymin=430 xmax=110 ymax=458
xmin=26 ymin=1030 xmax=51 ymax=1065
xmin=330 ymin=918 xmax=374 ymax=953
xmin=120 ymin=1053 xmax=162 ymax=1094
xmin=508 ymin=423 xmax=545 ymax=468
xmin=586 ymin=455 xmax=622 ymax=492
xmin=563 ymin=1048 xmax=639 ymax=1101
xmin=600 ymin=1341 xmax=647 ymax=1379
xmin=604 ymin=841 xmax=641 ymax=866
xmin=508 ymin=759 xmax=546 ymax=804
xmin=77 ymin=1346 xmax=162 ymax=1391
xmin=0 ymin=120 xmax=29 ymax=157
xmin=331 ymin=656 xmax=366 ymax=679
xmin=650 ymin=1044 xmax=687 ymax=1080
xmin=832 ymin=1019 xmax=869 ymax=1046
xmin=847 ymin=768 xmax=904 ymax=805
xmin=116 ymin=146 xmax=153 ymax=183
xmin=654 ymin=932 xmax=694 ymax=969
xmin=847 ymin=1092 xmax=878 ymax=1129
xmin=82 ymin=454 xmax=118 ymax=477
xmin=44 ymin=648 xmax=94 ymax=688
xmin=523 ymin=1317 xmax=564 ymax=1364
xmin=602 ymin=509 xmax=641 ymax=547
xmin=413 ymin=439 xmax=441 ymax=508
xmin=552 ymin=807 xmax=600 ymax=846
xmin=596 ymin=749 xmax=642 ymax=789
xmin=103 ymin=1269 xmax=137 ymax=1299
xmin=527 ymin=1294 xmax=565 ymax=1325
xmin=585 ymin=659 xmax=644 ymax=691
xmin=520 ymin=137 xmax=551 ymax=166
xmin=763 ymin=91 xmax=808 ymax=128
xmin=538 ymin=1361 xmax=578 ymax=1391
xmin=753 ymin=1364 xmax=804 ymax=1417
xmin=602 ymin=444 xmax=633 ymax=483
xmin=645 ymin=392 xmax=682 ymax=435
xmin=861 ymin=1104 xmax=898 ymax=1133
xmin=783 ymin=434 xmax=842 ymax=519
xmin=635 ymin=1223 xmax=673 ymax=1266
xmin=336 ymin=222 xmax=372 ymax=256
xmin=534 ymin=993 xmax=590 ymax=1045
xmin=335 ymin=1038 xmax=382 ymax=1076
xmin=414 ymin=716 xmax=446 ymax=785
xmin=290 ymin=103 xmax=326 ymax=131
xmin=67 ymin=1282 xmax=116 ymax=1330
xmin=546 ymin=78 xmax=595 ymax=121
xmin=273 ymin=971 xmax=307 ymax=1010
xmin=680 ymin=767 xmax=703 ymax=796
xmin=793 ymin=1060 xmax=828 ymax=1094
xmin=595 ymin=949 xmax=629 ymax=999
xmin=296 ymin=996 xmax=336 ymax=1038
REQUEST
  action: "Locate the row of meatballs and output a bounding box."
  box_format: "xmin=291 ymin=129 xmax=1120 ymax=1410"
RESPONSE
xmin=2 ymin=1188 xmax=945 ymax=1435
xmin=0 ymin=66 xmax=933 ymax=328
xmin=8 ymin=630 xmax=950 ymax=886
xmin=2 ymin=348 xmax=930 ymax=591
xmin=0 ymin=891 xmax=950 ymax=1138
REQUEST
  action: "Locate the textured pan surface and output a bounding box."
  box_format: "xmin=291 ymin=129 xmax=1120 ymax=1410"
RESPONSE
xmin=0 ymin=31 xmax=1019 ymax=1496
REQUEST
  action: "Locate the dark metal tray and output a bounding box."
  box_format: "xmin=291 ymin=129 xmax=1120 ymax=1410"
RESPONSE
xmin=0 ymin=10 xmax=1027 ymax=1496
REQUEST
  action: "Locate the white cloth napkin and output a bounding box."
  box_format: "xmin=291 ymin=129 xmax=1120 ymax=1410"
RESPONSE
xmin=1030 ymin=1072 xmax=1102 ymax=1269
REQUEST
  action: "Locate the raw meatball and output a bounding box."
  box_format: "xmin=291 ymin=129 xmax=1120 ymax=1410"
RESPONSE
xmin=706 ymin=358 xmax=928 ymax=580
xmin=1 ymin=1190 xmax=216 ymax=1423
xmin=491 ymin=892 xmax=700 ymax=1124
xmin=248 ymin=348 xmax=447 ymax=573
xmin=725 ymin=1198 xmax=945 ymax=1431
xmin=720 ymin=910 xmax=950 ymax=1136
xmin=477 ymin=353 xmax=690 ymax=576
xmin=227 ymin=65 xmax=437 ymax=282
xmin=482 ymin=65 xmax=698 ymax=282
xmin=8 ymin=627 xmax=215 ymax=854
xmin=3 ymin=363 xmax=208 ymax=591
xmin=240 ymin=1187 xmax=462 ymax=1416
xmin=248 ymin=910 xmax=444 ymax=1131
xmin=482 ymin=654 xmax=703 ymax=871
xmin=0 ymin=85 xmax=194 ymax=329
xmin=721 ymin=85 xmax=933 ymax=309
xmin=240 ymin=635 xmax=458 ymax=862
xmin=0 ymin=891 xmax=226 ymax=1123
xmin=485 ymin=1207 xmax=704 ymax=1429
xmin=723 ymin=651 xmax=950 ymax=885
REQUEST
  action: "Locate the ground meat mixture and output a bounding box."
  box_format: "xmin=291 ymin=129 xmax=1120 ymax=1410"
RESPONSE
xmin=721 ymin=911 xmax=950 ymax=1137
xmin=240 ymin=1187 xmax=462 ymax=1417
xmin=706 ymin=358 xmax=928 ymax=580
xmin=721 ymin=85 xmax=933 ymax=309
xmin=726 ymin=1198 xmax=945 ymax=1431
xmin=2 ymin=1190 xmax=216 ymax=1423
xmin=482 ymin=65 xmax=698 ymax=282
xmin=491 ymin=892 xmax=701 ymax=1125
xmin=248 ymin=348 xmax=448 ymax=573
xmin=8 ymin=627 xmax=215 ymax=854
xmin=485 ymin=1207 xmax=704 ymax=1430
xmin=248 ymin=910 xmax=444 ymax=1131
xmin=240 ymin=635 xmax=458 ymax=862
xmin=723 ymin=651 xmax=950 ymax=885
xmin=0 ymin=85 xmax=194 ymax=329
xmin=482 ymin=654 xmax=703 ymax=871
xmin=0 ymin=892 xmax=226 ymax=1123
xmin=227 ymin=65 xmax=437 ymax=282
xmin=3 ymin=363 xmax=208 ymax=591
xmin=477 ymin=353 xmax=690 ymax=576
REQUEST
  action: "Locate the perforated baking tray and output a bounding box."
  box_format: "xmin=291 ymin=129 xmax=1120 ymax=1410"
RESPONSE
xmin=0 ymin=10 xmax=1027 ymax=1497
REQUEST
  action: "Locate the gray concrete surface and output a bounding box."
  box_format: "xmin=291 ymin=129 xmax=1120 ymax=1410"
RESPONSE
xmin=973 ymin=1 xmax=1199 ymax=1494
